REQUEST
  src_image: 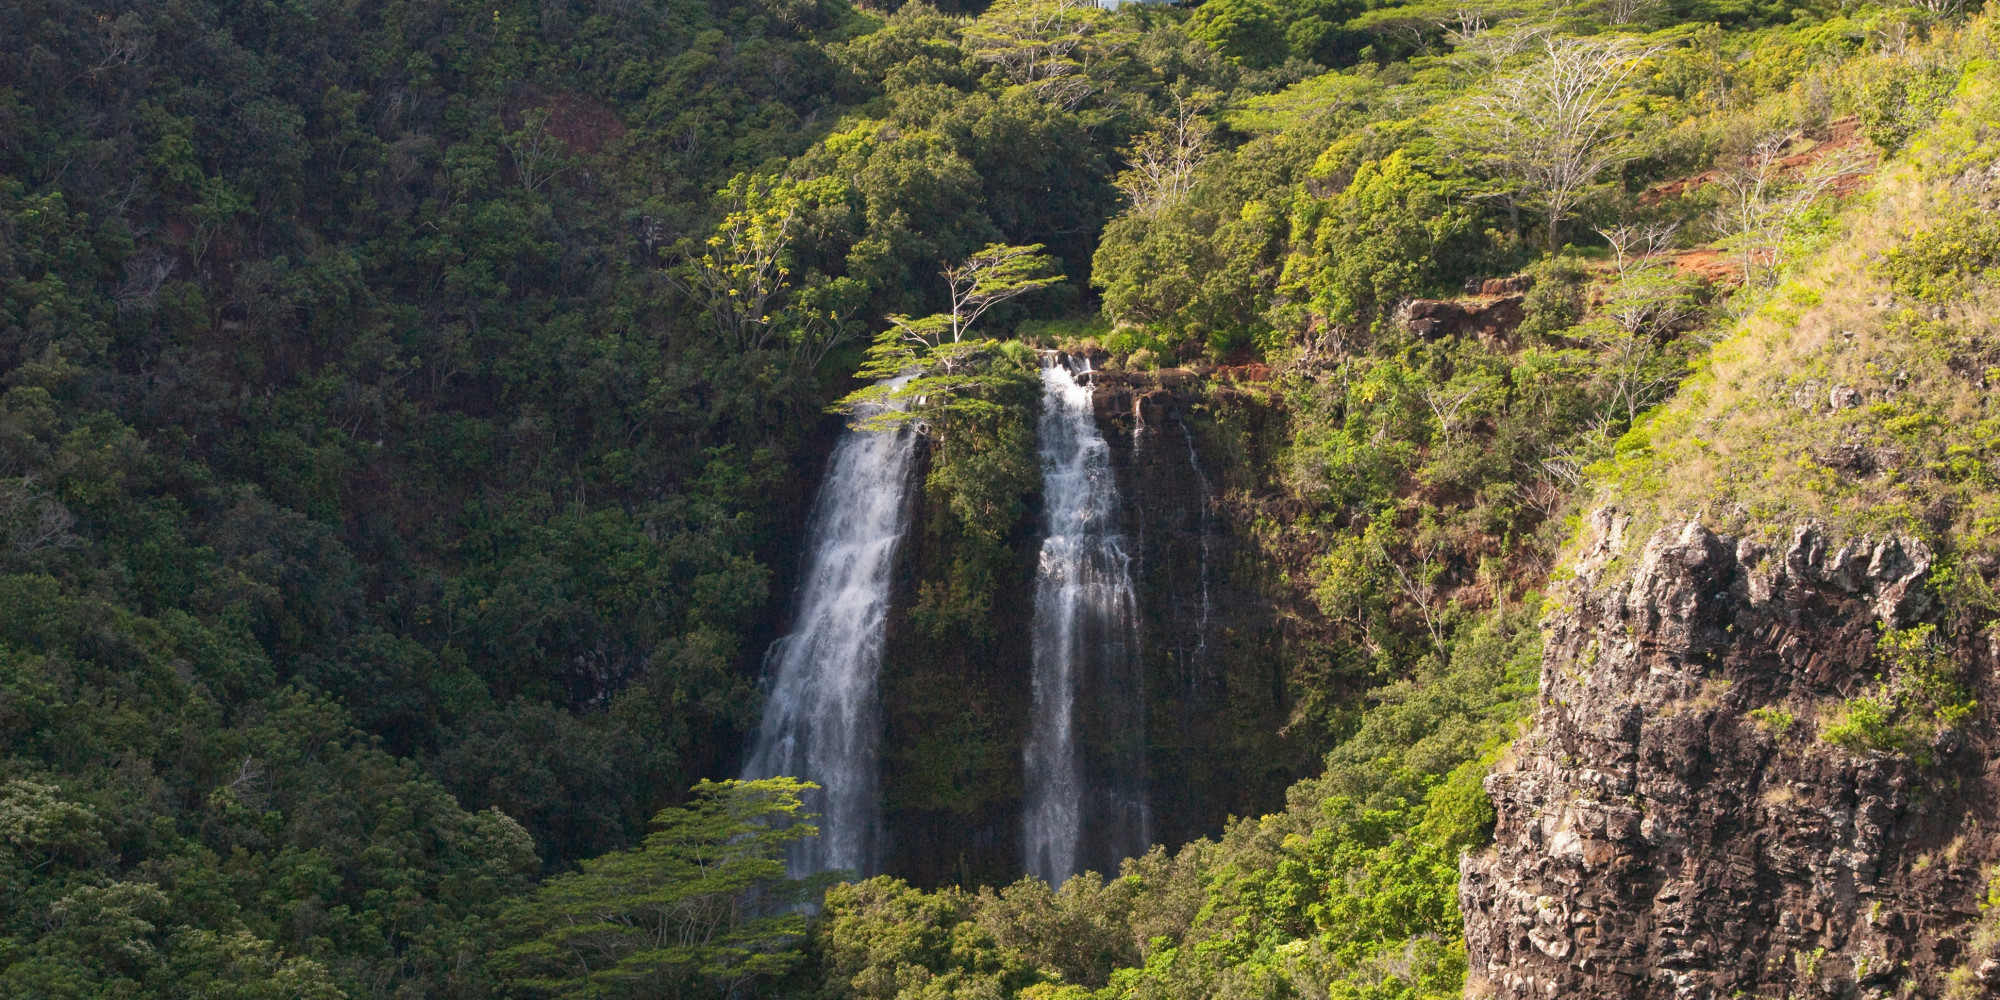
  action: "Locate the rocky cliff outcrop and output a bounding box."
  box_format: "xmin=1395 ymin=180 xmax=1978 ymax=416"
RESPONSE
xmin=1462 ymin=511 xmax=1997 ymax=999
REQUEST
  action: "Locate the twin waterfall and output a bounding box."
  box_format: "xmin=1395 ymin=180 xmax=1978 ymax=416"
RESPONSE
xmin=1022 ymin=357 xmax=1149 ymax=885
xmin=741 ymin=399 xmax=919 ymax=878
xmin=745 ymin=358 xmax=1150 ymax=883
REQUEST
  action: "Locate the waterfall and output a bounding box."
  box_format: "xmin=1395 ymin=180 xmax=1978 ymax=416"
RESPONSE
xmin=1180 ymin=423 xmax=1215 ymax=664
xmin=742 ymin=391 xmax=918 ymax=879
xmin=1023 ymin=356 xmax=1149 ymax=885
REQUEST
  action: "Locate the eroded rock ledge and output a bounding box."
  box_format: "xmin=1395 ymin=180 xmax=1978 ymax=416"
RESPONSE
xmin=1462 ymin=512 xmax=1997 ymax=999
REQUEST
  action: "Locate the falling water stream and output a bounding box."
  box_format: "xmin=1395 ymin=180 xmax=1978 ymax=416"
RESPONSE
xmin=1180 ymin=423 xmax=1215 ymax=665
xmin=1023 ymin=356 xmax=1149 ymax=885
xmin=742 ymin=388 xmax=918 ymax=878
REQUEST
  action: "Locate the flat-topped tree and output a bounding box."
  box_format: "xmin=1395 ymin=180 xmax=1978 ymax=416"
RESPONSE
xmin=838 ymin=244 xmax=1061 ymax=437
xmin=886 ymin=243 xmax=1064 ymax=349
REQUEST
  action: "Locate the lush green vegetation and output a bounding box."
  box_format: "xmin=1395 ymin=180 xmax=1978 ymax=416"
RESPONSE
xmin=4 ymin=0 xmax=1996 ymax=996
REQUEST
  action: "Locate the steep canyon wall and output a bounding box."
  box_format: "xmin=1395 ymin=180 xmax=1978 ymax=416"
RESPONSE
xmin=1463 ymin=512 xmax=1999 ymax=999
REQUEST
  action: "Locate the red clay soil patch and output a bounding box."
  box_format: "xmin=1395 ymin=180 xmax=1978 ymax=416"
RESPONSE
xmin=1641 ymin=117 xmax=1874 ymax=206
xmin=1671 ymin=247 xmax=1742 ymax=286
xmin=1643 ymin=169 xmax=1721 ymax=205
xmin=1775 ymin=115 xmax=1864 ymax=172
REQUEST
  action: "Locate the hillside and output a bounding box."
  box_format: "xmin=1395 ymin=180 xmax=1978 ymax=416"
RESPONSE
xmin=1469 ymin=23 xmax=2000 ymax=998
xmin=2 ymin=0 xmax=1997 ymax=998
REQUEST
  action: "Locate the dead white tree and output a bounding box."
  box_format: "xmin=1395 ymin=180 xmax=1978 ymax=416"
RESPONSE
xmin=1114 ymin=92 xmax=1214 ymax=214
xmin=1444 ymin=17 xmax=1543 ymax=76
xmin=1598 ymin=222 xmax=1691 ymax=334
xmin=1425 ymin=383 xmax=1483 ymax=443
xmin=1381 ymin=538 xmax=1448 ymax=653
xmin=1602 ymin=0 xmax=1664 ymax=25
xmin=92 ymin=12 xmax=154 ymax=74
xmin=1713 ymin=131 xmax=1866 ymax=286
xmin=1899 ymin=0 xmax=1969 ymax=17
xmin=1 ymin=477 xmax=79 ymax=556
xmin=1458 ymin=36 xmax=1667 ymax=247
xmin=501 ymin=108 xmax=571 ymax=193
xmin=1587 ymin=222 xmax=1697 ymax=424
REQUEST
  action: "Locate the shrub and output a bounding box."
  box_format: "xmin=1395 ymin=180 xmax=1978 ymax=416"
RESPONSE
xmin=1516 ymin=256 xmax=1592 ymax=341
xmin=1856 ymin=63 xmax=1958 ymax=153
xmin=1818 ymin=625 xmax=1975 ymax=761
xmin=1874 ymin=205 xmax=2000 ymax=301
xmin=1748 ymin=705 xmax=1795 ymax=736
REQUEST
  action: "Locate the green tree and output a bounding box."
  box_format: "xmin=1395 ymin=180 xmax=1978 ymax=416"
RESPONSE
xmin=962 ymin=0 xmax=1130 ymax=105
xmin=672 ymin=174 xmax=858 ymax=364
xmin=1092 ymin=141 xmax=1291 ymax=358
xmin=835 ymin=242 xmax=1056 ymax=441
xmin=494 ymin=778 xmax=820 ymax=1000
xmin=885 ymin=243 xmax=1063 ymax=348
xmin=1188 ymin=0 xmax=1288 ymax=68
xmin=814 ymin=877 xmax=1034 ymax=1000
xmin=1286 ymin=150 xmax=1473 ymax=336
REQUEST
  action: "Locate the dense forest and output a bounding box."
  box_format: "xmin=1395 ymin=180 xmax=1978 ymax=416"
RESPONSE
xmin=2 ymin=0 xmax=1997 ymax=996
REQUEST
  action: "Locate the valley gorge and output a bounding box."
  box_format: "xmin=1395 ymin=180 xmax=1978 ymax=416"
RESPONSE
xmin=6 ymin=0 xmax=2000 ymax=996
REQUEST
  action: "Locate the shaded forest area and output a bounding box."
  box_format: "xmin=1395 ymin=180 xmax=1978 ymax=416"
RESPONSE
xmin=4 ymin=0 xmax=1992 ymax=996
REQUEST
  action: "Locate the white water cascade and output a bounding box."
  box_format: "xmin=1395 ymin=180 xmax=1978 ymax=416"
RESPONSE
xmin=742 ymin=395 xmax=919 ymax=878
xmin=1023 ymin=356 xmax=1149 ymax=885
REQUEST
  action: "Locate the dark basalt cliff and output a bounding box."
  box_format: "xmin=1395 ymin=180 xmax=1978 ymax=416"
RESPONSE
xmin=1092 ymin=369 xmax=1320 ymax=851
xmin=1461 ymin=511 xmax=1998 ymax=999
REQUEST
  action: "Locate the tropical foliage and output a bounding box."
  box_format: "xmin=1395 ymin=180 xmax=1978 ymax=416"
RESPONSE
xmin=2 ymin=0 xmax=1993 ymax=995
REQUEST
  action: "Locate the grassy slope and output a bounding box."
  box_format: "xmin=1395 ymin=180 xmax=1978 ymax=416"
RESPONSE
xmin=1587 ymin=17 xmax=2000 ymax=585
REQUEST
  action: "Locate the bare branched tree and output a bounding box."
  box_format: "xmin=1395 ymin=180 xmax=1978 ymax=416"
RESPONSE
xmin=1514 ymin=474 xmax=1567 ymax=522
xmin=1382 ymin=538 xmax=1448 ymax=652
xmin=1114 ymin=92 xmax=1214 ymax=214
xmin=1598 ymin=222 xmax=1691 ymax=334
xmin=1444 ymin=17 xmax=1543 ymax=75
xmin=1713 ymin=132 xmax=1866 ymax=286
xmin=1587 ymin=222 xmax=1697 ymax=424
xmin=1 ymin=476 xmax=80 ymax=556
xmin=1425 ymin=384 xmax=1483 ymax=443
xmin=1602 ymin=0 xmax=1664 ymax=25
xmin=1899 ymin=0 xmax=1969 ymax=17
xmin=1458 ymin=36 xmax=1666 ymax=247
xmin=501 ymin=108 xmax=571 ymax=193
xmin=92 ymin=12 xmax=154 ymax=74
xmin=1444 ymin=8 xmax=1488 ymax=44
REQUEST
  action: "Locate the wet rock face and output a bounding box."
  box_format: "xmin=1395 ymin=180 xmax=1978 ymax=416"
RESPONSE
xmin=1088 ymin=372 xmax=1312 ymax=851
xmin=1462 ymin=512 xmax=1995 ymax=1000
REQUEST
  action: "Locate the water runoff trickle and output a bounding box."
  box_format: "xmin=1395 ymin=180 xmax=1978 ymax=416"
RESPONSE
xmin=1023 ymin=353 xmax=1150 ymax=886
xmin=742 ymin=381 xmax=919 ymax=879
